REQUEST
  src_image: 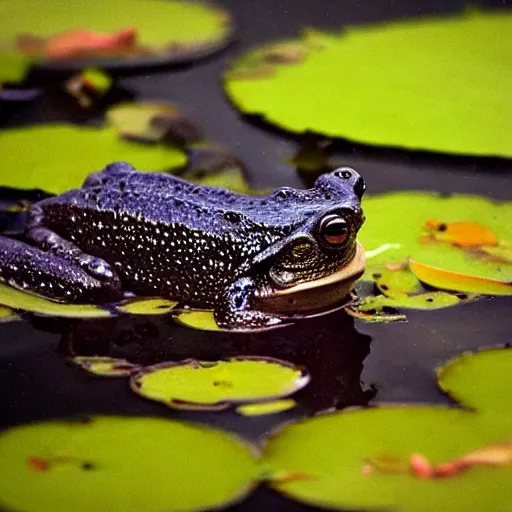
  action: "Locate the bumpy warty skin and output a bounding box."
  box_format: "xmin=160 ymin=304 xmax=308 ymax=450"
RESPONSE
xmin=33 ymin=162 xmax=364 ymax=307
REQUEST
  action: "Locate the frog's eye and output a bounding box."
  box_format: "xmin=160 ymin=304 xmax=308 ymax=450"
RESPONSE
xmin=319 ymin=215 xmax=350 ymax=247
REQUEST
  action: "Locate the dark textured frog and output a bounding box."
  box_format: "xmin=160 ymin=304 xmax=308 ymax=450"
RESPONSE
xmin=0 ymin=162 xmax=366 ymax=330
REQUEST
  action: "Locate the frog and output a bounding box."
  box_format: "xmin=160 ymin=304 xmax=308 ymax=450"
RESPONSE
xmin=0 ymin=162 xmax=366 ymax=331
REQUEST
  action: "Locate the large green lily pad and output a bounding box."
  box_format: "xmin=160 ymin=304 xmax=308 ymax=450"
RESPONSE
xmin=263 ymin=346 xmax=512 ymax=511
xmin=264 ymin=406 xmax=512 ymax=512
xmin=0 ymin=416 xmax=259 ymax=512
xmin=225 ymin=10 xmax=512 ymax=158
xmin=0 ymin=124 xmax=185 ymax=194
xmin=0 ymin=52 xmax=32 ymax=83
xmin=0 ymin=0 xmax=232 ymax=69
xmin=360 ymin=192 xmax=512 ymax=280
xmin=352 ymin=191 xmax=512 ymax=318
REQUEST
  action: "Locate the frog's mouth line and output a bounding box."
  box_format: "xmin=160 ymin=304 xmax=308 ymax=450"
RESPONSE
xmin=254 ymin=241 xmax=365 ymax=315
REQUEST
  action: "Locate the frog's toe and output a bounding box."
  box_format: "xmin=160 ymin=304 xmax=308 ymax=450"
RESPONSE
xmin=214 ymin=308 xmax=287 ymax=331
xmin=79 ymin=255 xmax=117 ymax=281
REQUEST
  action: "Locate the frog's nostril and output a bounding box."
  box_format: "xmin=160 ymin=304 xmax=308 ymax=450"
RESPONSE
xmin=354 ymin=177 xmax=366 ymax=199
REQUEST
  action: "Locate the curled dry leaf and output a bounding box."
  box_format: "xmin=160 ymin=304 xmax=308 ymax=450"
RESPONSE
xmin=70 ymin=356 xmax=141 ymax=377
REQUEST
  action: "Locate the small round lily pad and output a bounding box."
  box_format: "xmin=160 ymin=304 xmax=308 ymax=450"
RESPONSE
xmin=225 ymin=10 xmax=512 ymax=158
xmin=0 ymin=416 xmax=260 ymax=512
xmin=131 ymin=357 xmax=310 ymax=410
xmin=437 ymin=347 xmax=512 ymax=414
xmin=0 ymin=124 xmax=185 ymax=194
xmin=264 ymin=406 xmax=512 ymax=511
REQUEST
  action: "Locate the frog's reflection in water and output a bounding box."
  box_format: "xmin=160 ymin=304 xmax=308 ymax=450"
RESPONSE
xmin=34 ymin=309 xmax=375 ymax=414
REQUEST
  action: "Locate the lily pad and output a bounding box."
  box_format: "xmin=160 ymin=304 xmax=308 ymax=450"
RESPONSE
xmin=173 ymin=310 xmax=222 ymax=331
xmin=225 ymin=10 xmax=512 ymax=158
xmin=437 ymin=347 xmax=512 ymax=413
xmin=0 ymin=282 xmax=179 ymax=319
xmin=70 ymin=356 xmax=141 ymax=377
xmin=0 ymin=305 xmax=20 ymax=323
xmin=130 ymin=357 xmax=310 ymax=410
xmin=237 ymin=399 xmax=297 ymax=416
xmin=0 ymin=0 xmax=233 ymax=69
xmin=0 ymin=415 xmax=259 ymax=512
xmin=351 ymin=191 xmax=512 ymax=318
xmin=0 ymin=282 xmax=112 ymax=318
xmin=115 ymin=297 xmax=179 ymax=315
xmin=264 ymin=406 xmax=512 ymax=511
xmin=0 ymin=52 xmax=32 ymax=84
xmin=0 ymin=124 xmax=185 ymax=194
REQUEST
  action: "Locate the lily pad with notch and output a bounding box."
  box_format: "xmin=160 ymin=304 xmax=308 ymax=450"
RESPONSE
xmin=130 ymin=356 xmax=310 ymax=411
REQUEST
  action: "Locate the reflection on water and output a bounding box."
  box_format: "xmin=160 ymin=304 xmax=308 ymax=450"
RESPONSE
xmin=33 ymin=308 xmax=375 ymax=414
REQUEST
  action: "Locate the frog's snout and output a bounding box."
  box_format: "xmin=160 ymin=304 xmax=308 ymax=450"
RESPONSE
xmin=331 ymin=166 xmax=366 ymax=200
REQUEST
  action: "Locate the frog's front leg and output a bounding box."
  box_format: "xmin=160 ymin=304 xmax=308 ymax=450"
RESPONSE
xmin=26 ymin=204 xmax=119 ymax=285
xmin=0 ymin=236 xmax=123 ymax=303
xmin=215 ymin=277 xmax=289 ymax=331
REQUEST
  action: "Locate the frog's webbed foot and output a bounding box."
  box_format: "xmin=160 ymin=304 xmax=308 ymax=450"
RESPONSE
xmin=26 ymin=205 xmax=119 ymax=285
xmin=215 ymin=278 xmax=289 ymax=331
xmin=0 ymin=236 xmax=122 ymax=303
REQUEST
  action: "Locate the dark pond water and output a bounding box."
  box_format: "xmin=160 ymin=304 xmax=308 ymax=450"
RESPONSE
xmin=1 ymin=0 xmax=511 ymax=510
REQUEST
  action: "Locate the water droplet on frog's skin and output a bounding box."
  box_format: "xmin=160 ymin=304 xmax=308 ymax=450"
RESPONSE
xmin=274 ymin=188 xmax=293 ymax=199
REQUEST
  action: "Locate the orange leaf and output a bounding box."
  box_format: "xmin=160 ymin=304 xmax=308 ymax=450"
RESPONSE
xmin=45 ymin=27 xmax=137 ymax=59
xmin=424 ymin=220 xmax=498 ymax=247
xmin=409 ymin=259 xmax=512 ymax=296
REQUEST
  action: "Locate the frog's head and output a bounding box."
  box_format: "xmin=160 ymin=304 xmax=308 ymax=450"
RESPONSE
xmin=252 ymin=167 xmax=366 ymax=315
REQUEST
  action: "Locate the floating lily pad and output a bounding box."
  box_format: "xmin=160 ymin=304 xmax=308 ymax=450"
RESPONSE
xmin=437 ymin=347 xmax=512 ymax=413
xmin=361 ymin=192 xmax=512 ymax=281
xmin=0 ymin=282 xmax=179 ymax=319
xmin=225 ymin=10 xmax=512 ymax=158
xmin=0 ymin=416 xmax=259 ymax=512
xmin=0 ymin=52 xmax=32 ymax=84
xmin=70 ymin=356 xmax=141 ymax=377
xmin=115 ymin=297 xmax=179 ymax=315
xmin=173 ymin=310 xmax=222 ymax=331
xmin=0 ymin=0 xmax=233 ymax=70
xmin=0 ymin=282 xmax=112 ymax=318
xmin=237 ymin=399 xmax=296 ymax=416
xmin=0 ymin=305 xmax=20 ymax=323
xmin=131 ymin=357 xmax=310 ymax=410
xmin=264 ymin=406 xmax=512 ymax=511
xmin=0 ymin=124 xmax=185 ymax=194
xmin=351 ymin=192 xmax=512 ymax=319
